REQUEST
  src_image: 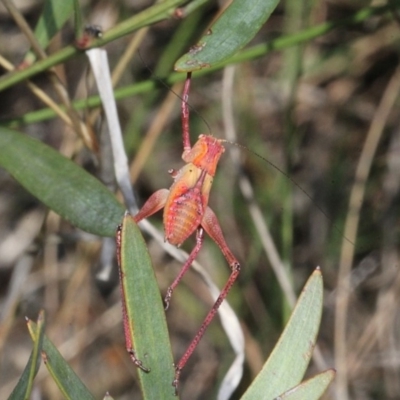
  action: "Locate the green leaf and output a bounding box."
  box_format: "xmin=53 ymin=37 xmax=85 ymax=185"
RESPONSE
xmin=174 ymin=0 xmax=280 ymax=71
xmin=119 ymin=214 xmax=176 ymax=399
xmin=241 ymin=268 xmax=324 ymax=400
xmin=7 ymin=353 xmax=37 ymax=400
xmin=8 ymin=312 xmax=45 ymax=400
xmin=22 ymin=0 xmax=75 ymax=65
xmin=0 ymin=127 xmax=124 ymax=237
xmin=275 ymin=369 xmax=336 ymax=400
xmin=27 ymin=320 xmax=96 ymax=400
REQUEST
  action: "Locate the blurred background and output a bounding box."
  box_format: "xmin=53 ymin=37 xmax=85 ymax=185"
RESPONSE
xmin=1 ymin=0 xmax=400 ymax=399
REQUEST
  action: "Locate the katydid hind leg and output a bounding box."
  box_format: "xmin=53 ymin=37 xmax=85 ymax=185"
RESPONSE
xmin=173 ymin=261 xmax=240 ymax=393
xmin=133 ymin=188 xmax=169 ymax=223
xmin=201 ymin=206 xmax=240 ymax=268
xmin=164 ymin=228 xmax=205 ymax=310
xmin=173 ymin=207 xmax=241 ymax=393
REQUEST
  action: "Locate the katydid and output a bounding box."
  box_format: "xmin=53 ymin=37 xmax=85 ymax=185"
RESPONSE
xmin=116 ymin=72 xmax=240 ymax=394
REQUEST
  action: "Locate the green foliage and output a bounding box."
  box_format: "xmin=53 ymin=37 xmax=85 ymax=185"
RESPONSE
xmin=119 ymin=215 xmax=176 ymax=399
xmin=0 ymin=127 xmax=124 ymax=237
xmin=241 ymin=269 xmax=332 ymax=399
xmin=175 ymin=0 xmax=280 ymax=71
xmin=27 ymin=314 xmax=96 ymax=400
xmin=8 ymin=312 xmax=45 ymax=400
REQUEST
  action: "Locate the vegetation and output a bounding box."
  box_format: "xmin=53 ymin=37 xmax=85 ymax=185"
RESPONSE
xmin=0 ymin=0 xmax=399 ymax=399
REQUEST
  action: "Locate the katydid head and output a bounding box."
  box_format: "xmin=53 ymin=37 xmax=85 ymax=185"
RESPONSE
xmin=182 ymin=134 xmax=225 ymax=177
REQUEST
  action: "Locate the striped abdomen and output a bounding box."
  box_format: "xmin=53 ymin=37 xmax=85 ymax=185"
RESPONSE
xmin=163 ymin=163 xmax=213 ymax=246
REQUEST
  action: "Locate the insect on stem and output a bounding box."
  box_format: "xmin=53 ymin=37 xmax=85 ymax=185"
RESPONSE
xmin=116 ymin=72 xmax=240 ymax=394
xmin=117 ymin=67 xmax=355 ymax=395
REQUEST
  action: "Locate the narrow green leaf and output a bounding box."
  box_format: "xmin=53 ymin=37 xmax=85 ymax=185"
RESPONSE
xmin=119 ymin=214 xmax=176 ymax=399
xmin=241 ymin=268 xmax=324 ymax=400
xmin=275 ymin=369 xmax=335 ymax=400
xmin=0 ymin=127 xmax=124 ymax=237
xmin=27 ymin=311 xmax=46 ymax=396
xmin=174 ymin=0 xmax=280 ymax=71
xmin=8 ymin=312 xmax=45 ymax=400
xmin=7 ymin=352 xmax=36 ymax=400
xmin=27 ymin=321 xmax=96 ymax=400
xmin=22 ymin=0 xmax=75 ymax=65
xmin=7 ymin=353 xmax=37 ymax=400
